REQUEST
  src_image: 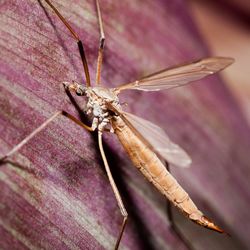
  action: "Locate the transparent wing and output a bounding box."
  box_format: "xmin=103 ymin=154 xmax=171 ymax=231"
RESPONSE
xmin=121 ymin=112 xmax=192 ymax=168
xmin=115 ymin=57 xmax=234 ymax=92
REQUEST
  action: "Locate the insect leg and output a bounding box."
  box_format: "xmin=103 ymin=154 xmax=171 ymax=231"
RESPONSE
xmin=0 ymin=111 xmax=93 ymax=162
xmin=61 ymin=111 xmax=94 ymax=132
xmin=43 ymin=0 xmax=91 ymax=87
xmin=98 ymin=131 xmax=128 ymax=250
xmin=95 ymin=0 xmax=105 ymax=85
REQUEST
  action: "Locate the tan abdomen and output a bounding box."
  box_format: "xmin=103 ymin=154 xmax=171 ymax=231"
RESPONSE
xmin=111 ymin=116 xmax=223 ymax=233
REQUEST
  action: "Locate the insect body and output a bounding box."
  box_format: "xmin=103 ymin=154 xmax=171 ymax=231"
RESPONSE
xmin=0 ymin=0 xmax=234 ymax=249
xmin=65 ymin=73 xmax=225 ymax=237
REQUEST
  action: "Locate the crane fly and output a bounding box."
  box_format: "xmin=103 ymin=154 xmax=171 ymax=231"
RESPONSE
xmin=0 ymin=0 xmax=234 ymax=249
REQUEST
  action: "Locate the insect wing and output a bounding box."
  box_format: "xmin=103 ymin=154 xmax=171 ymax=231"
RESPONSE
xmin=116 ymin=57 xmax=234 ymax=92
xmin=122 ymin=112 xmax=192 ymax=168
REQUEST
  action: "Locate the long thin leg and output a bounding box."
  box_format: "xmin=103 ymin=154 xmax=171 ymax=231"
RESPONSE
xmin=95 ymin=0 xmax=105 ymax=85
xmin=0 ymin=111 xmax=93 ymax=162
xmin=98 ymin=131 xmax=128 ymax=250
xmin=44 ymin=0 xmax=91 ymax=87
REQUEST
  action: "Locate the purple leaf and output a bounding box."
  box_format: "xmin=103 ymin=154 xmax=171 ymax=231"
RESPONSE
xmin=0 ymin=0 xmax=249 ymax=249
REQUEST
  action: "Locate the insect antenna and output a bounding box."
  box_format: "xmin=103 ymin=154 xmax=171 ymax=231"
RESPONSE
xmin=44 ymin=0 xmax=91 ymax=87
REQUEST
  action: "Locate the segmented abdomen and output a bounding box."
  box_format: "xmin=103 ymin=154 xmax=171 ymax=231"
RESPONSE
xmin=111 ymin=116 xmax=223 ymax=232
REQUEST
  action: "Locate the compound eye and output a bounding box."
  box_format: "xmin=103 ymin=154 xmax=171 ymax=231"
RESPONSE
xmin=76 ymin=89 xmax=82 ymax=96
xmin=76 ymin=88 xmax=85 ymax=96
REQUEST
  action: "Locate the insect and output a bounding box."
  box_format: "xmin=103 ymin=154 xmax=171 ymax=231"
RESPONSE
xmin=0 ymin=0 xmax=234 ymax=249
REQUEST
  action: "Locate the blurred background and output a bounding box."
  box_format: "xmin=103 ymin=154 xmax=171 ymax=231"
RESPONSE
xmin=190 ymin=0 xmax=250 ymax=124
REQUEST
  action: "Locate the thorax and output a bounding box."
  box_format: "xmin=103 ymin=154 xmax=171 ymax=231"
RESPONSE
xmin=85 ymin=87 xmax=121 ymax=131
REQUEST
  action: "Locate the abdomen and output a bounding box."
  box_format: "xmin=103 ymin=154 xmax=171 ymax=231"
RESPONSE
xmin=111 ymin=116 xmax=223 ymax=233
